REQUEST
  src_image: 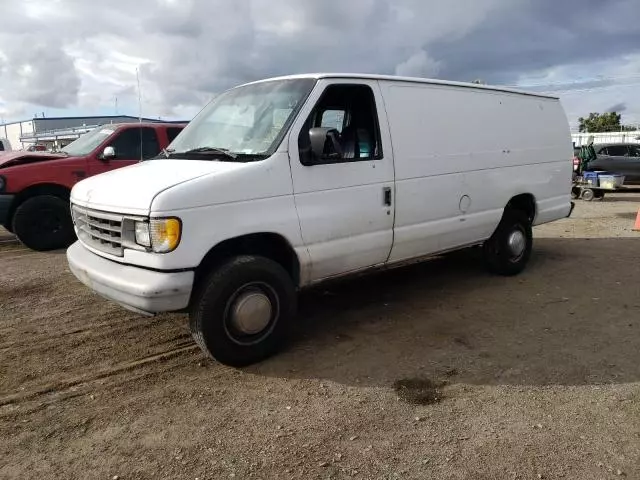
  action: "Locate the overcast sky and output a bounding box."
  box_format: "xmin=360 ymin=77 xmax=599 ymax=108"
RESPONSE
xmin=1 ymin=0 xmax=639 ymax=130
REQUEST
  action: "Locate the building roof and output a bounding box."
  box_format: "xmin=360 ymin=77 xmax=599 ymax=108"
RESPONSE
xmin=242 ymin=73 xmax=559 ymax=100
xmin=1 ymin=115 xmax=188 ymax=127
xmin=33 ymin=115 xmax=182 ymax=123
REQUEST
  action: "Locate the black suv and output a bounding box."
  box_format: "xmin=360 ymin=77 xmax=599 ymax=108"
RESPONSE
xmin=587 ymin=143 xmax=640 ymax=183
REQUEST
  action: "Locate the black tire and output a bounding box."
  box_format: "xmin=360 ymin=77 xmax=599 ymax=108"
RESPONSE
xmin=581 ymin=189 xmax=595 ymax=202
xmin=12 ymin=195 xmax=76 ymax=251
xmin=483 ymin=209 xmax=533 ymax=276
xmin=570 ymin=187 xmax=581 ymax=199
xmin=189 ymin=255 xmax=297 ymax=367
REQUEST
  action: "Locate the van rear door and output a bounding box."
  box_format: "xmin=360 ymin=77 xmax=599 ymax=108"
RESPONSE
xmin=287 ymin=79 xmax=396 ymax=282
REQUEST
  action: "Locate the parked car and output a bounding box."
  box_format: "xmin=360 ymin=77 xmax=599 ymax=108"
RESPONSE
xmin=26 ymin=144 xmax=47 ymax=152
xmin=66 ymin=73 xmax=574 ymax=367
xmin=0 ymin=122 xmax=186 ymax=250
xmin=0 ymin=138 xmax=12 ymax=154
xmin=586 ymin=143 xmax=640 ymax=183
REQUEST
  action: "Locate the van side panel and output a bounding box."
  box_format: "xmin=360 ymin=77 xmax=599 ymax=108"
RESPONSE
xmin=379 ymin=81 xmax=572 ymax=263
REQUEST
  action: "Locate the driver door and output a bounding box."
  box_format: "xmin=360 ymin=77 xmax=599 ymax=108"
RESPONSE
xmin=89 ymin=127 xmax=161 ymax=175
xmin=287 ymin=79 xmax=396 ymax=283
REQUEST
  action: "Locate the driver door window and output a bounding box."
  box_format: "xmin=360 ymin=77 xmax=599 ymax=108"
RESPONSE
xmin=109 ymin=127 xmax=160 ymax=160
xmin=298 ymin=84 xmax=383 ymax=165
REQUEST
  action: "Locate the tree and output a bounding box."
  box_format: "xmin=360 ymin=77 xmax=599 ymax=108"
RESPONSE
xmin=578 ymin=112 xmax=637 ymax=133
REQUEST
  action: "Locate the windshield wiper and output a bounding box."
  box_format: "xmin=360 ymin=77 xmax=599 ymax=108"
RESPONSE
xmin=173 ymin=146 xmax=238 ymax=160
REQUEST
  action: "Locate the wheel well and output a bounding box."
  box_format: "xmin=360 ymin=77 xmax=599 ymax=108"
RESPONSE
xmin=194 ymin=233 xmax=301 ymax=289
xmin=506 ymin=193 xmax=536 ymax=222
xmin=9 ymin=184 xmax=71 ymax=221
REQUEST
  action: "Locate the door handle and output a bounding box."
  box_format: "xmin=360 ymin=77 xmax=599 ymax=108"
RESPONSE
xmin=383 ymin=187 xmax=392 ymax=206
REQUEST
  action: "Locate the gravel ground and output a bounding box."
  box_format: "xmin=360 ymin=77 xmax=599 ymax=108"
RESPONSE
xmin=1 ymin=194 xmax=639 ymax=480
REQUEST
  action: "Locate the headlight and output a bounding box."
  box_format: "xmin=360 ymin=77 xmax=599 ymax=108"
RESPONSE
xmin=0 ymin=175 xmax=5 ymax=193
xmin=133 ymin=217 xmax=181 ymax=253
xmin=135 ymin=222 xmax=151 ymax=247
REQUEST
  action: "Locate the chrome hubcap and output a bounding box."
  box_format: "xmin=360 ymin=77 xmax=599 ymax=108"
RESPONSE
xmin=508 ymin=230 xmax=526 ymax=258
xmin=229 ymin=290 xmax=273 ymax=335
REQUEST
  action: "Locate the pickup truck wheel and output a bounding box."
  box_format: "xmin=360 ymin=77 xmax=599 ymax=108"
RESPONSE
xmin=189 ymin=255 xmax=297 ymax=367
xmin=12 ymin=195 xmax=76 ymax=251
xmin=483 ymin=209 xmax=532 ymax=276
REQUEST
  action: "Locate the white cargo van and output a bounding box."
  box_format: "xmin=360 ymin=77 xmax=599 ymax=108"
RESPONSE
xmin=66 ymin=73 xmax=574 ymax=366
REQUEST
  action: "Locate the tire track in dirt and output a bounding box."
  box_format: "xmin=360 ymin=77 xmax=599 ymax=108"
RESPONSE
xmin=0 ymin=357 xmax=196 ymax=420
xmin=0 ymin=344 xmax=199 ymax=409
xmin=0 ymin=316 xmax=187 ymax=353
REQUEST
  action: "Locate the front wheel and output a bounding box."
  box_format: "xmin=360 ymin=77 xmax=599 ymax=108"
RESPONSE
xmin=189 ymin=256 xmax=297 ymax=367
xmin=12 ymin=195 xmax=76 ymax=251
xmin=581 ymin=189 xmax=595 ymax=202
xmin=483 ymin=209 xmax=533 ymax=276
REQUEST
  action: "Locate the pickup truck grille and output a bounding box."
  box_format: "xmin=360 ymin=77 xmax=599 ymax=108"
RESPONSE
xmin=71 ymin=205 xmax=124 ymax=257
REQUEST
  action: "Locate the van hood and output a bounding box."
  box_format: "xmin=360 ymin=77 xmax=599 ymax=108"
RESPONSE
xmin=0 ymin=151 xmax=67 ymax=169
xmin=70 ymin=159 xmax=248 ymax=215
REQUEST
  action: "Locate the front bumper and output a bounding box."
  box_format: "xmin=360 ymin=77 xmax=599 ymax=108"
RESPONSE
xmin=66 ymin=241 xmax=194 ymax=315
xmin=0 ymin=194 xmax=14 ymax=227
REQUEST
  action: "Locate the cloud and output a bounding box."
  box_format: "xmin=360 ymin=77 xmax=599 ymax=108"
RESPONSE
xmin=0 ymin=0 xmax=639 ymax=124
xmin=0 ymin=34 xmax=80 ymax=109
xmin=607 ymin=102 xmax=627 ymax=113
xmin=395 ymin=51 xmax=441 ymax=77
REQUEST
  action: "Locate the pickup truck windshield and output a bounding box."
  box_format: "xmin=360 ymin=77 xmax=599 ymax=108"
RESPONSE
xmin=169 ymin=78 xmax=316 ymax=159
xmin=62 ymin=126 xmax=116 ymax=156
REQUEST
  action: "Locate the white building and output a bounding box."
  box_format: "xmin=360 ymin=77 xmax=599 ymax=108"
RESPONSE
xmin=572 ymin=131 xmax=640 ymax=147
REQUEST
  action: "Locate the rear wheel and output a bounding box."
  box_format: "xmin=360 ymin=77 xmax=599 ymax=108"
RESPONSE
xmin=189 ymin=255 xmax=297 ymax=367
xmin=570 ymin=187 xmax=581 ymax=199
xmin=12 ymin=195 xmax=76 ymax=251
xmin=483 ymin=209 xmax=533 ymax=276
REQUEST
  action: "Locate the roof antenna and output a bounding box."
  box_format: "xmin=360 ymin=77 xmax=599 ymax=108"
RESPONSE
xmin=136 ymin=67 xmax=142 ymax=123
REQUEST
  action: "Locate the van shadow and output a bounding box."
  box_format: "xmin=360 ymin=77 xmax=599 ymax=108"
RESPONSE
xmin=250 ymin=238 xmax=640 ymax=388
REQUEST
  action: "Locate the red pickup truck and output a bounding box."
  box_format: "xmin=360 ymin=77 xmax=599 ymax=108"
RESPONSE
xmin=0 ymin=122 xmax=186 ymax=251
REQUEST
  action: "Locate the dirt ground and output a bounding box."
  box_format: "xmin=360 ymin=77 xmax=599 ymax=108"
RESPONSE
xmin=1 ymin=194 xmax=640 ymax=480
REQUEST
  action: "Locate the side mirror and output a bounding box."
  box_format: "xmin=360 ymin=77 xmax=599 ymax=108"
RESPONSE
xmin=101 ymin=146 xmax=115 ymax=161
xmin=308 ymin=127 xmax=342 ymax=162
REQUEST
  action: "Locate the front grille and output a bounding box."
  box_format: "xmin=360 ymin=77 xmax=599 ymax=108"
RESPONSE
xmin=72 ymin=204 xmax=124 ymax=256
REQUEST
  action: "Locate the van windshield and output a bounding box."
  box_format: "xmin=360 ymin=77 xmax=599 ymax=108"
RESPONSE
xmin=62 ymin=126 xmax=116 ymax=156
xmin=168 ymin=78 xmax=316 ymax=160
